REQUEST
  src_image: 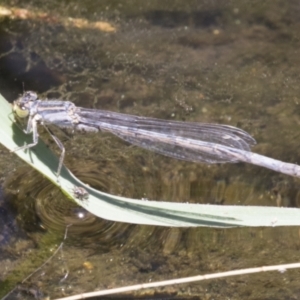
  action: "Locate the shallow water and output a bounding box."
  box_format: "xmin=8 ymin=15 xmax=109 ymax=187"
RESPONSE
xmin=1 ymin=1 xmax=300 ymax=299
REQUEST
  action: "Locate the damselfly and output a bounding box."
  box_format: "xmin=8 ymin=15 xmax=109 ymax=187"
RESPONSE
xmin=12 ymin=91 xmax=261 ymax=177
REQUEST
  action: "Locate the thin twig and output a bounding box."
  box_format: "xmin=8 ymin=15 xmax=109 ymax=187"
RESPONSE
xmin=54 ymin=262 xmax=300 ymax=300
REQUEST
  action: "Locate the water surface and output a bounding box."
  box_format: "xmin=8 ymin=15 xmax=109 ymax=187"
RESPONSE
xmin=1 ymin=1 xmax=300 ymax=299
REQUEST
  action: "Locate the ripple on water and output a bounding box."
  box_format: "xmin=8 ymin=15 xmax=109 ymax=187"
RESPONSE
xmin=3 ymin=153 xmax=279 ymax=255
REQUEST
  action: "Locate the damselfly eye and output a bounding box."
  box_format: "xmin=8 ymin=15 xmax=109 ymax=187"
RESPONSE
xmin=13 ymin=102 xmax=29 ymax=118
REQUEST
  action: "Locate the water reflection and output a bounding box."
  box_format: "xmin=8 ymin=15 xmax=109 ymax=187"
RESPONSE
xmin=1 ymin=0 xmax=300 ymax=298
xmin=3 ymin=156 xmax=300 ymax=298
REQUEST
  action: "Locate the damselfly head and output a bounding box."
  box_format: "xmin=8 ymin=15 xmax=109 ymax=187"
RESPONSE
xmin=13 ymin=91 xmax=38 ymax=118
xmin=20 ymin=91 xmax=38 ymax=104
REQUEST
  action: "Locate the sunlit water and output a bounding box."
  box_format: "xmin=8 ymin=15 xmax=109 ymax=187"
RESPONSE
xmin=1 ymin=1 xmax=300 ymax=299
